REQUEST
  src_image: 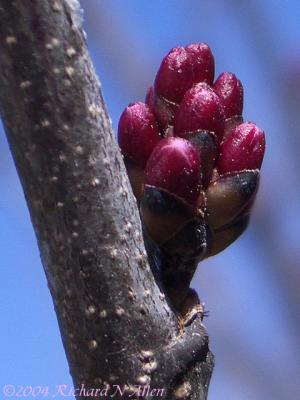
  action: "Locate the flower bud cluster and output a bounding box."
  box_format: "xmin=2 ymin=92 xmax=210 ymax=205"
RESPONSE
xmin=118 ymin=43 xmax=265 ymax=264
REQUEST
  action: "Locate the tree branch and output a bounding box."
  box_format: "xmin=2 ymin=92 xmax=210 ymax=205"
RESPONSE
xmin=0 ymin=1 xmax=213 ymax=398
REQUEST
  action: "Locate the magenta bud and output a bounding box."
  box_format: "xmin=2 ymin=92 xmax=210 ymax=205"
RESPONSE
xmin=118 ymin=102 xmax=161 ymax=168
xmin=174 ymin=83 xmax=225 ymax=142
xmin=154 ymin=44 xmax=214 ymax=104
xmin=217 ymin=122 xmax=266 ymax=174
xmin=154 ymin=47 xmax=191 ymax=104
xmin=213 ymin=72 xmax=244 ymax=119
xmin=185 ymin=43 xmax=215 ymax=86
xmin=145 ymin=137 xmax=202 ymax=206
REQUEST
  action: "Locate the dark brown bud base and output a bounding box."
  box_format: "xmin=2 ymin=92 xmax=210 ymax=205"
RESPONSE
xmin=118 ymin=43 xmax=266 ymax=309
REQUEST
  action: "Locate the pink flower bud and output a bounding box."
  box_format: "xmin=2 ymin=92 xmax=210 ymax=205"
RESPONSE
xmin=213 ymin=72 xmax=244 ymax=119
xmin=185 ymin=43 xmax=214 ymax=85
xmin=174 ymin=83 xmax=225 ymax=141
xmin=154 ymin=43 xmax=214 ymax=104
xmin=118 ymin=102 xmax=161 ymax=167
xmin=145 ymin=137 xmax=201 ymax=206
xmin=217 ymin=122 xmax=265 ymax=174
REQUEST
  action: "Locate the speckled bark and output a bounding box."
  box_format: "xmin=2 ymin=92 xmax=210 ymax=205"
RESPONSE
xmin=0 ymin=1 xmax=213 ymax=399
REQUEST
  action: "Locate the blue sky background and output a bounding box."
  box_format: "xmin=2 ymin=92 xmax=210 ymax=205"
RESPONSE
xmin=1 ymin=1 xmax=300 ymax=399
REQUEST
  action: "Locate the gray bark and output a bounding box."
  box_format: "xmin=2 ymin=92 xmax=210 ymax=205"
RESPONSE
xmin=0 ymin=1 xmax=214 ymax=399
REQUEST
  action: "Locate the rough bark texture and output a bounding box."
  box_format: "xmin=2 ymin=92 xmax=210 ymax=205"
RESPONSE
xmin=0 ymin=1 xmax=214 ymax=399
